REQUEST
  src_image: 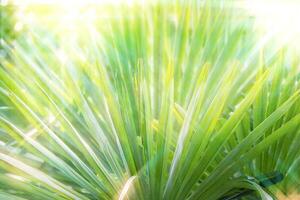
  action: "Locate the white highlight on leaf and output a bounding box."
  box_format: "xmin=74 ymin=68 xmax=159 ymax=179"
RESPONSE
xmin=118 ymin=176 xmax=136 ymax=200
xmin=6 ymin=173 xmax=27 ymax=182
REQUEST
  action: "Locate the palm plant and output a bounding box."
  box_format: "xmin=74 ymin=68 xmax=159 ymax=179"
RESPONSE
xmin=0 ymin=1 xmax=299 ymax=199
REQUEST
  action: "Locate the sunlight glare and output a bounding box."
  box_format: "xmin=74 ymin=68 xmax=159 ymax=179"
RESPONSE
xmin=244 ymin=0 xmax=300 ymax=48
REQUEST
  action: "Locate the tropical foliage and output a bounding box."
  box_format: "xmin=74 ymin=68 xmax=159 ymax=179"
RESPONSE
xmin=0 ymin=1 xmax=299 ymax=199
